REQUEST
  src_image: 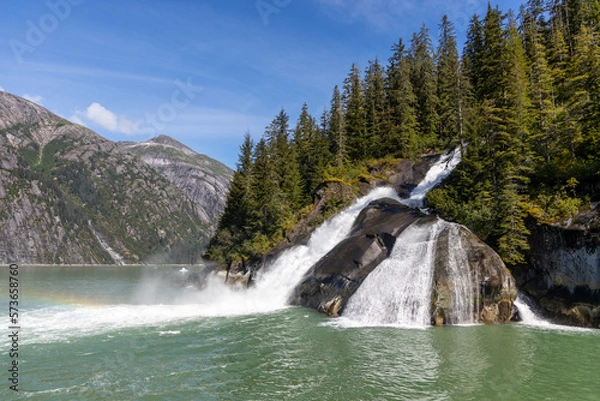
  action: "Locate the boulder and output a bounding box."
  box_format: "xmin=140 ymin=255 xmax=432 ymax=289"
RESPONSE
xmin=432 ymin=223 xmax=517 ymax=325
xmin=289 ymin=199 xmax=425 ymax=316
xmin=290 ymin=198 xmax=518 ymax=324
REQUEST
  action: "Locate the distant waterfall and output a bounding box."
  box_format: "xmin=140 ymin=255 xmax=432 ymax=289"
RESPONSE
xmin=343 ymin=220 xmax=443 ymax=327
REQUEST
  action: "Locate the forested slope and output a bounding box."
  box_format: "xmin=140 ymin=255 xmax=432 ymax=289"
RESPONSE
xmin=207 ymin=0 xmax=599 ymax=268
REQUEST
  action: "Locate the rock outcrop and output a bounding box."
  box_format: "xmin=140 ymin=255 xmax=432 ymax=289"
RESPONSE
xmin=290 ymin=198 xmax=517 ymax=324
xmin=432 ymin=222 xmax=517 ymax=325
xmin=0 ymin=91 xmax=229 ymax=264
xmin=514 ymin=203 xmax=600 ymax=328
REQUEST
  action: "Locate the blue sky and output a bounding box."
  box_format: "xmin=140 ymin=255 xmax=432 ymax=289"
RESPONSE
xmin=1 ymin=0 xmax=523 ymax=167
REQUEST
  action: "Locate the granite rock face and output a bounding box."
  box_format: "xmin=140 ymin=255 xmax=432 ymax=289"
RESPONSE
xmin=514 ymin=203 xmax=600 ymax=328
xmin=290 ymin=198 xmax=517 ymax=324
xmin=0 ymin=91 xmax=229 ymax=264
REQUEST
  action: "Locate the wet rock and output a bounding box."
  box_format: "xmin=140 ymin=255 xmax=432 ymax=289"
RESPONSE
xmin=289 ymin=199 xmax=424 ymax=316
xmin=513 ymin=203 xmax=600 ymax=328
xmin=291 ymin=198 xmax=517 ymax=324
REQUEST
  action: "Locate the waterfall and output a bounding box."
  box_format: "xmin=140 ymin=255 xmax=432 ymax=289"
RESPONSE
xmin=343 ymin=220 xmax=443 ymax=327
xmin=342 ymin=148 xmax=475 ymax=327
xmin=191 ymin=187 xmax=402 ymax=316
xmin=442 ymin=223 xmax=477 ymax=325
xmin=197 ymin=148 xmax=462 ymax=318
xmin=401 ymin=147 xmax=462 ymax=209
xmin=342 ymin=220 xmax=477 ymax=327
xmin=253 ymin=148 xmax=461 ymax=307
xmin=252 ymin=186 xmax=402 ymax=303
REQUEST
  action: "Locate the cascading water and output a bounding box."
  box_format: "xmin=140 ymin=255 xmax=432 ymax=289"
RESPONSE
xmin=248 ymin=186 xmax=402 ymax=307
xmin=442 ymin=222 xmax=477 ymax=325
xmin=402 ymin=147 xmax=462 ymax=209
xmin=343 ymin=220 xmax=443 ymax=327
xmin=342 ymin=148 xmax=477 ymax=327
xmin=199 ymin=148 xmax=462 ymax=319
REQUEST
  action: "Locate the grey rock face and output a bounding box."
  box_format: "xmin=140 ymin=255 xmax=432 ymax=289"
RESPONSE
xmin=514 ymin=203 xmax=600 ymax=327
xmin=0 ymin=92 xmax=228 ymax=265
xmin=118 ymin=135 xmax=232 ymax=233
xmin=290 ymin=198 xmax=517 ymax=324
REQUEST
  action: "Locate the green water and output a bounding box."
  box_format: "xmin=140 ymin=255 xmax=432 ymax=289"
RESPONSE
xmin=1 ymin=266 xmax=599 ymax=400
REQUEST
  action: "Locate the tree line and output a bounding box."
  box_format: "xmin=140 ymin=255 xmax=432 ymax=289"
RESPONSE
xmin=206 ymin=0 xmax=600 ymax=267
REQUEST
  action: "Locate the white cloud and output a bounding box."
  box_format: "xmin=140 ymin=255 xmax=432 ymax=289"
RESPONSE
xmin=80 ymin=102 xmax=140 ymax=135
xmin=23 ymin=94 xmax=44 ymax=105
xmin=0 ymin=86 xmax=5 ymax=92
xmin=85 ymin=102 xmax=118 ymax=131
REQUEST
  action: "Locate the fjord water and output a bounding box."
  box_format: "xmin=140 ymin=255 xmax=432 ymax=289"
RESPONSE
xmin=2 ymin=150 xmax=598 ymax=400
xmin=1 ymin=266 xmax=600 ymax=401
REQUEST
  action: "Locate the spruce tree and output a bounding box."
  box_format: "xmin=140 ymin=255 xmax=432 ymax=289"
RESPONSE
xmin=409 ymin=24 xmax=439 ymax=149
xmin=364 ymin=57 xmax=387 ymax=158
xmin=343 ymin=63 xmax=368 ymax=160
xmin=495 ymin=16 xmax=534 ymax=264
xmin=386 ymin=38 xmax=419 ymax=158
xmin=328 ymin=85 xmax=347 ymax=166
xmin=436 ymin=15 xmax=462 ymax=148
xmin=295 ymin=103 xmax=327 ymax=199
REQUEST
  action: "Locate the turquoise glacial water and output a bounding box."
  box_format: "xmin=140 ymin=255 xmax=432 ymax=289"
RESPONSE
xmin=1 ymin=266 xmax=599 ymax=401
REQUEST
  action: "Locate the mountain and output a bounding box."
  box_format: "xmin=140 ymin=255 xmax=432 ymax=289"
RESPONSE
xmin=118 ymin=135 xmax=232 ymax=232
xmin=0 ymin=91 xmax=230 ymax=265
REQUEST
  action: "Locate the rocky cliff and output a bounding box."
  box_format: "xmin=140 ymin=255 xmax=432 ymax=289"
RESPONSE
xmin=514 ymin=203 xmax=600 ymax=327
xmin=119 ymin=135 xmax=232 ymax=233
xmin=0 ymin=91 xmax=229 ymax=265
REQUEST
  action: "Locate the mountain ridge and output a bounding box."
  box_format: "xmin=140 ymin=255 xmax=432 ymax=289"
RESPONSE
xmin=0 ymin=91 xmax=231 ymax=264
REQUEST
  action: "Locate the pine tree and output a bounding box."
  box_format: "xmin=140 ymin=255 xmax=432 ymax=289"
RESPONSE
xmin=364 ymin=57 xmax=387 ymax=158
xmin=295 ymin=103 xmax=328 ymax=199
xmin=206 ymin=133 xmax=255 ymax=263
xmin=495 ymin=16 xmax=534 ymax=264
xmin=436 ymin=15 xmax=462 ymax=148
xmin=327 ymin=85 xmax=347 ymax=166
xmin=264 ymin=109 xmax=304 ymax=211
xmin=386 ymin=38 xmax=419 ymax=158
xmin=522 ymin=1 xmax=558 ymax=166
xmin=410 ymin=24 xmax=439 ymax=149
xmin=464 ymin=14 xmax=485 ymax=101
xmin=343 ymin=63 xmax=368 ymax=160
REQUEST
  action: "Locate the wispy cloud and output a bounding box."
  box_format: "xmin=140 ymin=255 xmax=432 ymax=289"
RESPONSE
xmin=0 ymin=86 xmax=4 ymax=92
xmin=23 ymin=94 xmax=44 ymax=105
xmin=316 ymin=0 xmax=486 ymax=34
xmin=74 ymin=102 xmax=140 ymax=135
xmin=26 ymin=62 xmax=180 ymax=86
